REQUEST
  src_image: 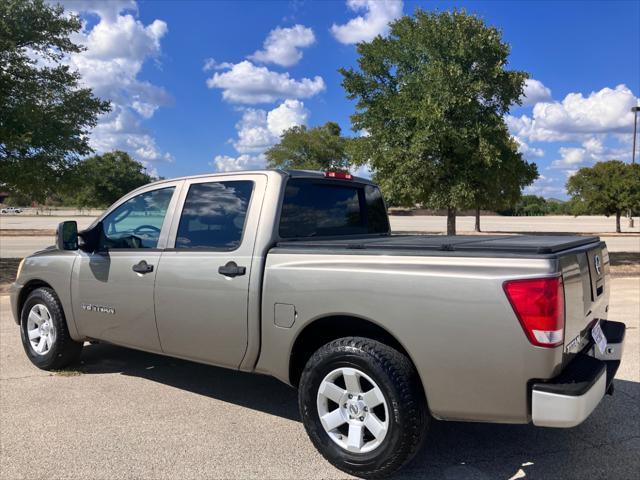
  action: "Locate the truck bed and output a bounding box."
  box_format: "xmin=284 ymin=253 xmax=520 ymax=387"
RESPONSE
xmin=275 ymin=234 xmax=602 ymax=257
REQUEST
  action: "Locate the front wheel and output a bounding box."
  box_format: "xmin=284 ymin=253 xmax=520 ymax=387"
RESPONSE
xmin=298 ymin=337 xmax=428 ymax=478
xmin=20 ymin=287 xmax=83 ymax=370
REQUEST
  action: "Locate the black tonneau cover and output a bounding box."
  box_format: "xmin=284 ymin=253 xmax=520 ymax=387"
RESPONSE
xmin=276 ymin=234 xmax=601 ymax=256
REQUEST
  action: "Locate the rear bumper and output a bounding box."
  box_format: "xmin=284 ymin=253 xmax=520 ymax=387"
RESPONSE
xmin=531 ymin=320 xmax=625 ymax=428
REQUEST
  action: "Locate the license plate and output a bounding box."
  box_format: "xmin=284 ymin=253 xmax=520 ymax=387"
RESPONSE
xmin=591 ymin=321 xmax=607 ymax=355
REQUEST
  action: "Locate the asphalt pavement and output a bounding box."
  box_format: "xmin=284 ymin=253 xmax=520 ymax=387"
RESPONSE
xmin=0 ymin=277 xmax=638 ymax=479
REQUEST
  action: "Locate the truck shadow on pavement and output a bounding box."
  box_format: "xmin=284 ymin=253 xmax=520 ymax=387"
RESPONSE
xmin=76 ymin=343 xmax=640 ymax=480
xmin=78 ymin=342 xmax=301 ymax=421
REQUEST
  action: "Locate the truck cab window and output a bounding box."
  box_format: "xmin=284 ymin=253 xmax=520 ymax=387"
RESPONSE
xmin=100 ymin=187 xmax=175 ymax=249
xmin=175 ymin=181 xmax=254 ymax=250
xmin=279 ymin=179 xmax=390 ymax=238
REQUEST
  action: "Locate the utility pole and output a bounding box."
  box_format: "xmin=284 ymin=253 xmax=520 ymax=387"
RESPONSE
xmin=629 ymin=106 xmax=639 ymax=228
xmin=632 ymin=106 xmax=639 ymax=164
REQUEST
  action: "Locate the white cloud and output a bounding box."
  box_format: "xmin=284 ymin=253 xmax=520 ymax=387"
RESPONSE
xmin=513 ymin=136 xmax=544 ymax=159
xmin=508 ymin=84 xmax=639 ymax=142
xmin=531 ymin=168 xmax=583 ymax=197
xmin=81 ymin=15 xmax=166 ymax=61
xmin=510 ymin=83 xmax=638 ymax=198
xmin=90 ymin=107 xmax=173 ymax=163
xmin=202 ymin=58 xmax=233 ymax=72
xmin=550 ymin=136 xmax=630 ymax=169
xmin=233 ymin=109 xmax=271 ymax=154
xmin=212 ymin=100 xmax=309 ymax=172
xmin=520 ymin=79 xmax=552 ymax=106
xmin=233 ymin=99 xmax=309 ymax=154
xmin=211 ymin=153 xmax=266 ymax=172
xmin=206 ymin=60 xmax=325 ymax=104
xmin=524 ymin=173 xmax=570 ymax=197
xmin=331 ymin=0 xmax=403 ymax=44
xmin=55 ymin=0 xmax=137 ymax=22
xmin=267 ymin=99 xmax=309 ymax=135
xmin=249 ymin=25 xmax=315 ymax=67
xmin=554 ymin=147 xmax=586 ymax=167
xmin=60 ymin=1 xmax=172 ymax=164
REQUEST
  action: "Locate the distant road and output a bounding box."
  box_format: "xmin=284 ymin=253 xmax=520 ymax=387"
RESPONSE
xmin=1 ymin=215 xmax=638 ymax=258
xmin=1 ymin=213 xmax=638 ymax=234
xmin=390 ymin=214 xmax=640 ymax=234
xmin=0 ymin=215 xmax=96 ymax=231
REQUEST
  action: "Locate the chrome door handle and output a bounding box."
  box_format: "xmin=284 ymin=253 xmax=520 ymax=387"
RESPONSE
xmin=132 ymin=260 xmax=154 ymax=274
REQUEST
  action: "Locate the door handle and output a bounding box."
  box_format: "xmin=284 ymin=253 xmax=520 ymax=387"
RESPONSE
xmin=218 ymin=261 xmax=246 ymax=278
xmin=132 ymin=260 xmax=154 ymax=274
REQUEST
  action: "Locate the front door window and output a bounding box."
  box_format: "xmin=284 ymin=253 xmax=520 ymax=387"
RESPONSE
xmin=101 ymin=187 xmax=175 ymax=249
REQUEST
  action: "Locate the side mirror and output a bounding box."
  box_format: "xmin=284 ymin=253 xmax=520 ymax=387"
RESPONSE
xmin=56 ymin=221 xmax=78 ymax=250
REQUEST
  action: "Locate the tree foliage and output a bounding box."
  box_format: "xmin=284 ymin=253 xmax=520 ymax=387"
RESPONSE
xmin=0 ymin=0 xmax=110 ymax=201
xmin=466 ymin=120 xmax=538 ymax=230
xmin=566 ymin=160 xmax=640 ymax=232
xmin=265 ymin=122 xmax=350 ymax=171
xmin=340 ymin=9 xmax=534 ymax=234
xmin=498 ymin=195 xmax=572 ymax=216
xmin=63 ymin=151 xmax=154 ymax=208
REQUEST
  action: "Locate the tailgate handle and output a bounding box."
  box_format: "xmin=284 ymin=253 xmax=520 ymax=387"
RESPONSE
xmin=218 ymin=261 xmax=246 ymax=278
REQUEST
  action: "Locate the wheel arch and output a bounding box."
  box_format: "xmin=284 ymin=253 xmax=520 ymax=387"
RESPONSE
xmin=288 ymin=314 xmax=419 ymax=389
xmin=17 ymin=279 xmax=55 ymax=323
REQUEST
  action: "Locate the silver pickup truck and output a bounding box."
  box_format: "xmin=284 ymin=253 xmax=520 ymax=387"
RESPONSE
xmin=10 ymin=170 xmax=625 ymax=478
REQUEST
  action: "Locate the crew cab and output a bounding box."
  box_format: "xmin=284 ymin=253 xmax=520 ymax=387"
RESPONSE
xmin=10 ymin=170 xmax=625 ymax=478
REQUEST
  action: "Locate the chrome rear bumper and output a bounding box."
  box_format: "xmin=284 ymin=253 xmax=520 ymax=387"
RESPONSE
xmin=531 ymin=320 xmax=625 ymax=428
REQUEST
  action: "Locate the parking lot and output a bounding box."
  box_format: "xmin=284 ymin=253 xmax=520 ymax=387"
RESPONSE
xmin=1 ymin=214 xmax=639 ymax=479
xmin=0 ymin=277 xmax=638 ymax=479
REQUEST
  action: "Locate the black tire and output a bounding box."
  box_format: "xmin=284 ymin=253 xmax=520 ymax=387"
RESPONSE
xmin=298 ymin=337 xmax=428 ymax=479
xmin=20 ymin=287 xmax=83 ymax=370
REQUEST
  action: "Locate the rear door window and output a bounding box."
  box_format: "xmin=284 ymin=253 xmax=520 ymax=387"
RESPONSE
xmin=175 ymin=181 xmax=254 ymax=250
xmin=279 ymin=178 xmax=389 ymax=238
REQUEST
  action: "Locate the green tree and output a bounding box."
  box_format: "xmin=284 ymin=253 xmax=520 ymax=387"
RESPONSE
xmin=498 ymin=195 xmax=571 ymax=216
xmin=341 ymin=9 xmax=529 ymax=234
xmin=265 ymin=122 xmax=350 ymax=171
xmin=467 ymin=121 xmax=538 ymax=231
xmin=0 ymin=0 xmax=110 ymax=202
xmin=566 ymin=160 xmax=640 ymax=233
xmin=64 ymin=151 xmax=154 ymax=208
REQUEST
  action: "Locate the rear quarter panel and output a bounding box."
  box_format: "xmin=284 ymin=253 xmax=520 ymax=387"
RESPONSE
xmin=257 ymin=252 xmax=564 ymax=423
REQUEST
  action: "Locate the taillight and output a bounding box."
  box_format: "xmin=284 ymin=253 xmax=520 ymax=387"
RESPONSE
xmin=503 ymin=276 xmax=565 ymax=348
xmin=324 ymin=171 xmax=353 ymax=180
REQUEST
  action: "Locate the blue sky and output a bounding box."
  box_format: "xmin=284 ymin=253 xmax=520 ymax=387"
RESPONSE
xmin=59 ymin=0 xmax=639 ymax=199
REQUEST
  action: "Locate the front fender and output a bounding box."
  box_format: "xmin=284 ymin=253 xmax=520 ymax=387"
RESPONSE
xmin=12 ymin=251 xmax=81 ymax=341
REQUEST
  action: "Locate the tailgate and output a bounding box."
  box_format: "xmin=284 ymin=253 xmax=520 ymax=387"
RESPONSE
xmin=560 ymin=242 xmax=610 ymax=354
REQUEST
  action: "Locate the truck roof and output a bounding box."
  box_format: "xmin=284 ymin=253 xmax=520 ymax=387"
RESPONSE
xmin=143 ymin=169 xmax=375 ymax=188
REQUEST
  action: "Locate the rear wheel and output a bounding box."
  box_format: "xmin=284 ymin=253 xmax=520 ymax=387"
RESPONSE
xmin=20 ymin=288 xmax=83 ymax=370
xmin=298 ymin=337 xmax=428 ymax=478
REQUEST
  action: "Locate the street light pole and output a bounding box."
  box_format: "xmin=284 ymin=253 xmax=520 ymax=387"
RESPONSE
xmin=629 ymin=106 xmax=639 ymax=228
xmin=632 ymin=106 xmax=640 ymax=164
